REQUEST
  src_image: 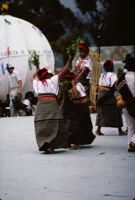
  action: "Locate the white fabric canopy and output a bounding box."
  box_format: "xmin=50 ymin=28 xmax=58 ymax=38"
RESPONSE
xmin=0 ymin=15 xmax=55 ymax=102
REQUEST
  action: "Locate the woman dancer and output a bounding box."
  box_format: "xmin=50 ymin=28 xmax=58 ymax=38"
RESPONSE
xmin=72 ymin=44 xmax=93 ymax=101
xmin=60 ymin=72 xmax=96 ymax=150
xmin=95 ymin=60 xmax=126 ymax=136
xmin=31 ymin=57 xmax=72 ymax=154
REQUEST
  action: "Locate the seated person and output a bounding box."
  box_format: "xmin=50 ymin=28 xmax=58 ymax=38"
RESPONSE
xmin=23 ymin=91 xmax=34 ymax=116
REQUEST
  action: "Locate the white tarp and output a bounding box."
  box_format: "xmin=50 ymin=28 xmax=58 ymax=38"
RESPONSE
xmin=0 ymin=15 xmax=55 ymax=102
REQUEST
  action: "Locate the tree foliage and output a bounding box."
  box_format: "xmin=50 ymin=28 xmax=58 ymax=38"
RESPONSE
xmin=75 ymin=0 xmax=135 ymax=46
xmin=1 ymin=0 xmax=135 ymax=61
xmin=0 ymin=0 xmax=85 ymax=42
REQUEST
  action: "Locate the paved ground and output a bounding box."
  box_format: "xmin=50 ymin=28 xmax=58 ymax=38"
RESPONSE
xmin=0 ymin=114 xmax=135 ymax=200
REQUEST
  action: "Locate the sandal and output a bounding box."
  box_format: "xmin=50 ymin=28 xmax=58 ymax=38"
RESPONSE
xmin=69 ymin=145 xmax=80 ymax=150
xmin=129 ymin=141 xmax=135 ymax=147
xmin=128 ymin=142 xmax=135 ymax=152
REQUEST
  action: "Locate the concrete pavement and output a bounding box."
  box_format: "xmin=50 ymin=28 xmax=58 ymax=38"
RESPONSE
xmin=0 ymin=114 xmax=135 ymax=200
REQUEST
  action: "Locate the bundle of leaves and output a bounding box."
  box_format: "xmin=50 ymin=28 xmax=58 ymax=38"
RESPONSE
xmin=59 ymin=80 xmax=72 ymax=93
xmin=117 ymin=67 xmax=125 ymax=78
xmin=66 ymin=36 xmax=85 ymax=57
xmin=12 ymin=95 xmax=27 ymax=111
xmin=30 ymin=51 xmax=40 ymax=68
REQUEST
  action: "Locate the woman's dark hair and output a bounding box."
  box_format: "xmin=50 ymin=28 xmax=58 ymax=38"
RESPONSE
xmin=25 ymin=91 xmax=34 ymax=99
xmin=31 ymin=97 xmax=38 ymax=105
xmin=125 ymin=57 xmax=135 ymax=72
xmin=103 ymin=60 xmax=114 ymax=72
xmin=37 ymin=68 xmax=48 ymax=80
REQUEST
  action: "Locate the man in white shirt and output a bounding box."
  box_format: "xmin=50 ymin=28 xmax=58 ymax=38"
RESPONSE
xmin=7 ymin=64 xmax=22 ymax=117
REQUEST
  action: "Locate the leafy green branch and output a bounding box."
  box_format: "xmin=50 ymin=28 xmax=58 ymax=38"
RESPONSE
xmin=30 ymin=51 xmax=40 ymax=68
xmin=66 ymin=36 xmax=85 ymax=57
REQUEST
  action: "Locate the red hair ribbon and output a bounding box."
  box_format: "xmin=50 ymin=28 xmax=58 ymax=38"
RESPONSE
xmin=78 ymin=44 xmax=89 ymax=53
xmin=37 ymin=67 xmax=48 ymax=80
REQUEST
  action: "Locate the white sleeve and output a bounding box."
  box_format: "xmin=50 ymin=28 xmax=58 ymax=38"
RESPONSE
xmin=76 ymin=83 xmax=86 ymax=96
xmin=50 ymin=75 xmax=58 ymax=87
xmin=99 ymin=74 xmax=103 ymax=86
xmin=76 ymin=60 xmax=80 ymax=66
xmin=82 ymin=59 xmax=92 ymax=71
xmin=23 ymin=99 xmax=31 ymax=109
xmin=14 ymin=70 xmax=21 ymax=81
xmin=89 ymin=58 xmax=93 ymax=71
xmin=82 ymin=60 xmax=89 ymax=69
xmin=111 ymin=74 xmax=117 ymax=86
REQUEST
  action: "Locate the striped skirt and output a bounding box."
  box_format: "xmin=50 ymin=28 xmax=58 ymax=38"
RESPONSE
xmin=62 ymin=97 xmax=95 ymax=145
xmin=96 ymin=91 xmax=123 ymax=127
xmin=34 ymin=94 xmax=68 ymax=151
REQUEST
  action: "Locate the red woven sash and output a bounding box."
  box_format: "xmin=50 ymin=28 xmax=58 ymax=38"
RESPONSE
xmin=38 ymin=97 xmax=56 ymax=102
xmin=73 ymin=98 xmax=87 ymax=104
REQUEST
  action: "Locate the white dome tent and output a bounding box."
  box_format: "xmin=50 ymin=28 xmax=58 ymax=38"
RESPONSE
xmin=0 ymin=15 xmax=55 ymax=102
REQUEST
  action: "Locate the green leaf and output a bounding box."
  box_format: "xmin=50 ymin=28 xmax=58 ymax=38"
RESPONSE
xmin=99 ymin=152 xmax=105 ymax=155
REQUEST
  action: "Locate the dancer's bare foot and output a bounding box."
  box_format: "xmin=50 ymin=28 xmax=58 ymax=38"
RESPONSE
xmin=128 ymin=141 xmax=135 ymax=152
xmin=69 ymin=145 xmax=80 ymax=150
xmin=45 ymin=147 xmax=54 ymax=154
xmin=95 ymin=130 xmax=104 ymax=136
xmin=119 ymin=131 xmax=128 ymax=136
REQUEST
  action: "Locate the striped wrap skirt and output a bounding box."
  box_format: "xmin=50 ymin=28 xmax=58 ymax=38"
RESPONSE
xmin=62 ymin=97 xmax=95 ymax=145
xmin=34 ymin=94 xmax=68 ymax=151
xmin=96 ymin=91 xmax=123 ymax=127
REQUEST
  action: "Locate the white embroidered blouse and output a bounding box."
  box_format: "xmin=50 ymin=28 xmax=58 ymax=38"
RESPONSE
xmin=72 ymin=82 xmax=86 ymax=99
xmin=33 ymin=75 xmax=59 ymax=95
xmin=75 ymin=56 xmax=93 ymax=80
xmin=99 ymin=72 xmax=117 ymax=87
